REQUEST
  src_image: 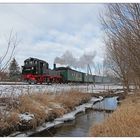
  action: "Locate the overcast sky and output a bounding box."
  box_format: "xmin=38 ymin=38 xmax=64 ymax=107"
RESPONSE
xmin=0 ymin=4 xmax=105 ymax=73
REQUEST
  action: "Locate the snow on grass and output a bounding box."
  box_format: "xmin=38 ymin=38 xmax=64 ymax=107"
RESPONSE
xmin=19 ymin=112 xmax=34 ymax=122
xmin=0 ymin=83 xmax=125 ymax=97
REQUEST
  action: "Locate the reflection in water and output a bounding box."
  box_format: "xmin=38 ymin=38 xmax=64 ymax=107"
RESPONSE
xmin=93 ymin=97 xmax=118 ymax=110
xmin=31 ymin=97 xmax=117 ymax=137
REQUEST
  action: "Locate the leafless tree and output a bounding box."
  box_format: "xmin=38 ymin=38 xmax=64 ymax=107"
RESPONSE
xmin=101 ymin=3 xmax=140 ymax=91
xmin=0 ymin=30 xmax=19 ymax=81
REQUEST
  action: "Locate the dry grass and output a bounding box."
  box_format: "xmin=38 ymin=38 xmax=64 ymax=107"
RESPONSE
xmin=0 ymin=111 xmax=20 ymax=136
xmin=18 ymin=95 xmax=47 ymax=126
xmin=89 ymin=90 xmax=140 ymax=137
xmin=54 ymin=90 xmax=91 ymax=110
xmin=0 ymin=90 xmax=91 ymax=136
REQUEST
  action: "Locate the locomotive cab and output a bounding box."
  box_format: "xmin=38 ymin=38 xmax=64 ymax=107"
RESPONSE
xmin=22 ymin=58 xmax=48 ymax=75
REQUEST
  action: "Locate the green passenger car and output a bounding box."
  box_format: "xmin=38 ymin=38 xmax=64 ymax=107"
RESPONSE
xmin=83 ymin=73 xmax=94 ymax=83
xmin=55 ymin=67 xmax=83 ymax=83
xmin=67 ymin=69 xmax=83 ymax=82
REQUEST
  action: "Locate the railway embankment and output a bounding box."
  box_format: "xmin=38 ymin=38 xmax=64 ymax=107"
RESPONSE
xmin=89 ymin=90 xmax=140 ymax=137
xmin=0 ymin=90 xmax=95 ymax=136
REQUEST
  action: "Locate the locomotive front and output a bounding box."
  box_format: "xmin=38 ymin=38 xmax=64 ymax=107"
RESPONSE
xmin=22 ymin=57 xmax=62 ymax=84
xmin=22 ymin=57 xmax=48 ymax=84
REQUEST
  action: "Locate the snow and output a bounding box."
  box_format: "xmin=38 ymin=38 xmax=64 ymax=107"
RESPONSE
xmin=99 ymin=96 xmax=104 ymax=100
xmin=55 ymin=113 xmax=76 ymax=122
xmin=90 ymin=97 xmax=103 ymax=102
xmin=48 ymin=102 xmax=63 ymax=109
xmin=0 ymin=83 xmax=127 ymax=97
xmin=19 ymin=112 xmax=34 ymax=122
xmin=128 ymin=92 xmax=134 ymax=95
xmin=9 ymin=132 xmax=28 ymax=137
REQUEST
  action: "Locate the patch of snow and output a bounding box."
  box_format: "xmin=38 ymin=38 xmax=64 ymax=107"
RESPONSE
xmin=84 ymin=103 xmax=93 ymax=109
xmin=19 ymin=112 xmax=34 ymax=122
xmin=35 ymin=121 xmax=64 ymax=133
xmin=48 ymin=102 xmax=63 ymax=109
xmin=115 ymin=90 xmax=124 ymax=94
xmin=16 ymin=133 xmax=28 ymax=137
xmin=8 ymin=131 xmax=28 ymax=137
xmin=90 ymin=97 xmax=102 ymax=102
xmin=99 ymin=96 xmax=104 ymax=100
xmin=55 ymin=113 xmax=76 ymax=122
xmin=128 ymin=92 xmax=134 ymax=95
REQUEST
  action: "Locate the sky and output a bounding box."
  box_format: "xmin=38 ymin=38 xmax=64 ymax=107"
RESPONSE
xmin=0 ymin=4 xmax=106 ymax=74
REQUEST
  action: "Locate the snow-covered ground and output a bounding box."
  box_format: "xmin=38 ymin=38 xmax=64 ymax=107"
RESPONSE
xmin=0 ymin=83 xmax=126 ymax=97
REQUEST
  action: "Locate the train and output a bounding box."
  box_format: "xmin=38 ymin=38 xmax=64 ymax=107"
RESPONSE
xmin=22 ymin=57 xmax=114 ymax=84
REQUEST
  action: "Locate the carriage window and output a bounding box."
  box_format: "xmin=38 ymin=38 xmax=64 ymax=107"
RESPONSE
xmin=25 ymin=61 xmax=28 ymax=65
xmin=35 ymin=61 xmax=38 ymax=64
xmin=30 ymin=61 xmax=33 ymax=64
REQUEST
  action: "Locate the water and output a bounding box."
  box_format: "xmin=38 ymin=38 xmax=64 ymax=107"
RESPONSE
xmin=93 ymin=97 xmax=118 ymax=110
xmin=31 ymin=97 xmax=118 ymax=137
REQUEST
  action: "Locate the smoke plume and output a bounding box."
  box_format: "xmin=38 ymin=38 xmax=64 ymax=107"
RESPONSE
xmin=54 ymin=50 xmax=96 ymax=69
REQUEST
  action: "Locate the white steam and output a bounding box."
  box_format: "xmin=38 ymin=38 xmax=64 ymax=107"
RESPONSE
xmin=54 ymin=50 xmax=96 ymax=69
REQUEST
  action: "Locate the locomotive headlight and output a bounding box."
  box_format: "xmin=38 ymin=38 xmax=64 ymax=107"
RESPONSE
xmin=32 ymin=67 xmax=34 ymax=70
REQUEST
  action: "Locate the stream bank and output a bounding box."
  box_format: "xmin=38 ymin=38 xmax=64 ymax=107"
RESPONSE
xmin=90 ymin=90 xmax=140 ymax=137
xmin=1 ymin=90 xmax=123 ymax=137
xmin=30 ymin=97 xmax=118 ymax=137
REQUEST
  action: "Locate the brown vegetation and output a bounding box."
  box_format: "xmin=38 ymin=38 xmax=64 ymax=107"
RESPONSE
xmin=0 ymin=90 xmax=91 ymax=136
xmin=101 ymin=4 xmax=140 ymax=91
xmin=89 ymin=90 xmax=140 ymax=137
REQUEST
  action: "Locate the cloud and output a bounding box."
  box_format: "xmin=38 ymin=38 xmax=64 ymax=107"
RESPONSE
xmin=0 ymin=4 xmax=105 ymax=73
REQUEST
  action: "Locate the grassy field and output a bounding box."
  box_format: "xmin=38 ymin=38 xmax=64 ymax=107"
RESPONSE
xmin=0 ymin=90 xmax=91 ymax=136
xmin=89 ymin=90 xmax=140 ymax=137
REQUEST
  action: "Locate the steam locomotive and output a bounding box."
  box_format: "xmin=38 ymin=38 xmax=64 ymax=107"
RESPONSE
xmin=22 ymin=57 xmax=112 ymax=84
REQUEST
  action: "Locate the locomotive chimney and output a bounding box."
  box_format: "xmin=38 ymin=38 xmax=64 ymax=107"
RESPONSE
xmin=54 ymin=63 xmax=56 ymax=69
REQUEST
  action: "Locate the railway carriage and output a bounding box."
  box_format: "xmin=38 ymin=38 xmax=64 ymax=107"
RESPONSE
xmin=55 ymin=67 xmax=83 ymax=83
xmin=83 ymin=73 xmax=95 ymax=83
xmin=94 ymin=75 xmax=103 ymax=83
xmin=102 ymin=76 xmax=112 ymax=83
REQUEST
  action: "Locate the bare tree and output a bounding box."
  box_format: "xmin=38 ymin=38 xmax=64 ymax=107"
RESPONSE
xmin=0 ymin=30 xmax=19 ymax=81
xmin=101 ymin=3 xmax=140 ymax=91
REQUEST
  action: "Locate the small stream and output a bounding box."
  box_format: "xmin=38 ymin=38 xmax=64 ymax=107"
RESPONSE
xmin=31 ymin=97 xmax=118 ymax=137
